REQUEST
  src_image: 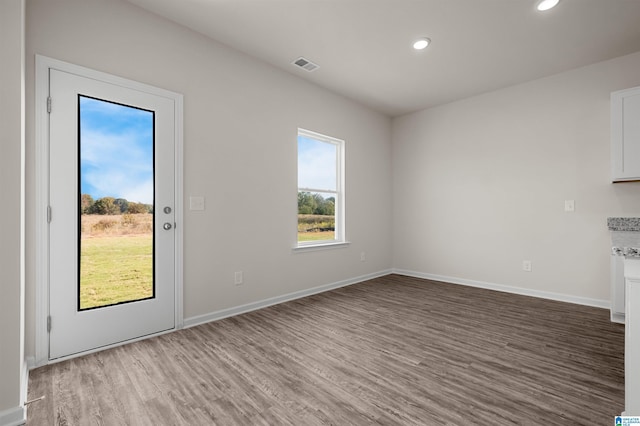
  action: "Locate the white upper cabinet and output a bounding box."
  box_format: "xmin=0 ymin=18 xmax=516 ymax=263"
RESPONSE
xmin=612 ymin=86 xmax=640 ymax=182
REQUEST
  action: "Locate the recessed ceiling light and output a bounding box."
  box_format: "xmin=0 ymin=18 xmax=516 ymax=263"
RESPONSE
xmin=413 ymin=38 xmax=431 ymax=50
xmin=536 ymin=0 xmax=559 ymax=11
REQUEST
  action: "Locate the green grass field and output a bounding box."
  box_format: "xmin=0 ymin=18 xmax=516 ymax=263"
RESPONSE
xmin=297 ymin=214 xmax=335 ymax=242
xmin=80 ymin=235 xmax=153 ymax=309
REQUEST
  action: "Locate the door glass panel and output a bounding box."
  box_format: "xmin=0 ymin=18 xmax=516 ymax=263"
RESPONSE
xmin=78 ymin=95 xmax=155 ymax=310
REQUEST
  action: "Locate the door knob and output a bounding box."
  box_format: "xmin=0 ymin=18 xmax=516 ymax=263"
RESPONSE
xmin=163 ymin=222 xmax=172 ymax=230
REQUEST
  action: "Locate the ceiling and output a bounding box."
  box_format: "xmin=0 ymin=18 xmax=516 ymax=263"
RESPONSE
xmin=125 ymin=0 xmax=640 ymax=117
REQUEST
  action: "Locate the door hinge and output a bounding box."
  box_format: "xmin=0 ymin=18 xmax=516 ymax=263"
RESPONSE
xmin=47 ymin=96 xmax=52 ymax=113
xmin=47 ymin=316 xmax=51 ymax=333
xmin=47 ymin=205 xmax=52 ymax=223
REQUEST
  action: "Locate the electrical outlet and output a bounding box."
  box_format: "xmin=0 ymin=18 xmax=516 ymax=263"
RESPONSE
xmin=234 ymin=271 xmax=243 ymax=285
xmin=360 ymin=252 xmax=366 ymax=262
xmin=564 ymin=200 xmax=575 ymax=212
xmin=522 ymin=260 xmax=532 ymax=272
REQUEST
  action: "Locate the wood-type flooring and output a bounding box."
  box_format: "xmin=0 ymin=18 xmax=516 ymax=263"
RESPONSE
xmin=27 ymin=274 xmax=625 ymax=425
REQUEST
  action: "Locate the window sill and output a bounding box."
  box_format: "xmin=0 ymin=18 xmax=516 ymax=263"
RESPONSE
xmin=292 ymin=241 xmax=350 ymax=253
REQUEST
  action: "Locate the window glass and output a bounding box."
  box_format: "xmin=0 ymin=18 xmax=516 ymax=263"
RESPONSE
xmin=78 ymin=95 xmax=155 ymax=310
xmin=298 ymin=135 xmax=337 ymax=190
xmin=297 ymin=129 xmax=344 ymax=246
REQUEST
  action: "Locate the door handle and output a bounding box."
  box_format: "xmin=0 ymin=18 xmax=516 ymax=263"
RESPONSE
xmin=163 ymin=222 xmax=172 ymax=230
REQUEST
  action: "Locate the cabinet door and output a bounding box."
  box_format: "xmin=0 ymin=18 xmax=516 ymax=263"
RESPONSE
xmin=612 ymin=86 xmax=640 ymax=182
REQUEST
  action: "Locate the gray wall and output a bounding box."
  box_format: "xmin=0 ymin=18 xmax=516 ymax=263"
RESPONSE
xmin=392 ymin=51 xmax=640 ymax=303
xmin=0 ymin=0 xmax=25 ymax=422
xmin=24 ymin=0 xmax=393 ymax=357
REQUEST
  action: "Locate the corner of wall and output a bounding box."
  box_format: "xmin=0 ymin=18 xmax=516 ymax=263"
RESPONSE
xmin=0 ymin=407 xmax=26 ymax=426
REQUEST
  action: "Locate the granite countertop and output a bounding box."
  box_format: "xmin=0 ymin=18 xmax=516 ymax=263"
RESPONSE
xmin=608 ymin=217 xmax=640 ymax=231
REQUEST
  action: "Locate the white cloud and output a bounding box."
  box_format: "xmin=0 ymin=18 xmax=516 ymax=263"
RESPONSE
xmin=120 ymin=179 xmax=154 ymax=205
xmin=81 ymin=129 xmax=154 ymax=204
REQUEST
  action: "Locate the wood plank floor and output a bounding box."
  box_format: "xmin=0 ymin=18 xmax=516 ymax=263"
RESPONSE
xmin=27 ymin=274 xmax=625 ymax=425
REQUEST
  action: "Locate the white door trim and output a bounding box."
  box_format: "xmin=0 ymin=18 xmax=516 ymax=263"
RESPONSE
xmin=34 ymin=55 xmax=184 ymax=366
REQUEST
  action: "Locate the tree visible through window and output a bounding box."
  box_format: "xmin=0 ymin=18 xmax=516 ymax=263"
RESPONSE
xmin=297 ymin=129 xmax=344 ymax=245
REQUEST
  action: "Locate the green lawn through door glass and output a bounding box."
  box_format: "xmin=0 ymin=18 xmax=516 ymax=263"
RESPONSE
xmin=78 ymin=95 xmax=155 ymax=310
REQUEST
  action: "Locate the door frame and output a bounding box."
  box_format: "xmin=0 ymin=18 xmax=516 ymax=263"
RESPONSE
xmin=34 ymin=55 xmax=184 ymax=366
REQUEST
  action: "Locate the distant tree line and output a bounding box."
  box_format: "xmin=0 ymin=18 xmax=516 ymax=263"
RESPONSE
xmin=81 ymin=194 xmax=152 ymax=215
xmin=298 ymin=192 xmax=335 ymax=215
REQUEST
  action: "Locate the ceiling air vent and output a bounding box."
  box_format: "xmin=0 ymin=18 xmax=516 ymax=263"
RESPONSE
xmin=292 ymin=57 xmax=319 ymax=72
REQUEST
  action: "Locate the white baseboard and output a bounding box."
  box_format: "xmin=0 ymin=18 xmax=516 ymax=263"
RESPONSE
xmin=612 ymin=312 xmax=625 ymax=324
xmin=0 ymin=406 xmax=25 ymax=426
xmin=184 ymin=269 xmax=393 ymax=328
xmin=21 ymin=359 xmax=28 ymax=408
xmin=0 ymin=358 xmax=29 ymax=426
xmin=393 ymin=269 xmax=610 ymax=309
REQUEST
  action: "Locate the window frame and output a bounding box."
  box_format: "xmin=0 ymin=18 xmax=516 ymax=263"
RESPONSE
xmin=295 ymin=128 xmax=347 ymax=250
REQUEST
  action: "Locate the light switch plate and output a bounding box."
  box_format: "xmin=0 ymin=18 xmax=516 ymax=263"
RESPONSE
xmin=564 ymin=200 xmax=575 ymax=212
xmin=189 ymin=196 xmax=205 ymax=211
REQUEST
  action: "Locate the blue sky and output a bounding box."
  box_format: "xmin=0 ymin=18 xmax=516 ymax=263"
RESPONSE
xmin=80 ymin=96 xmax=154 ymax=204
xmin=297 ymin=135 xmax=337 ymax=192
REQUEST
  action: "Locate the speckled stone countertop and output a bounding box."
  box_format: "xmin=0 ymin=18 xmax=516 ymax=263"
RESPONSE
xmin=608 ymin=217 xmax=640 ymax=231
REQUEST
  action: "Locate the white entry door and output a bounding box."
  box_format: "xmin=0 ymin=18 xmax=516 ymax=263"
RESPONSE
xmin=46 ymin=64 xmax=180 ymax=360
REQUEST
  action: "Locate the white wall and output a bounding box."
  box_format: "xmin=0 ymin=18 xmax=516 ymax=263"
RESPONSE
xmin=392 ymin=51 xmax=640 ymax=304
xmin=0 ymin=0 xmax=26 ymax=424
xmin=24 ymin=0 xmax=392 ymax=356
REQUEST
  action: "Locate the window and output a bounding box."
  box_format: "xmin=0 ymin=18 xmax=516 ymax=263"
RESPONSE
xmin=297 ymin=128 xmax=345 ymax=247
